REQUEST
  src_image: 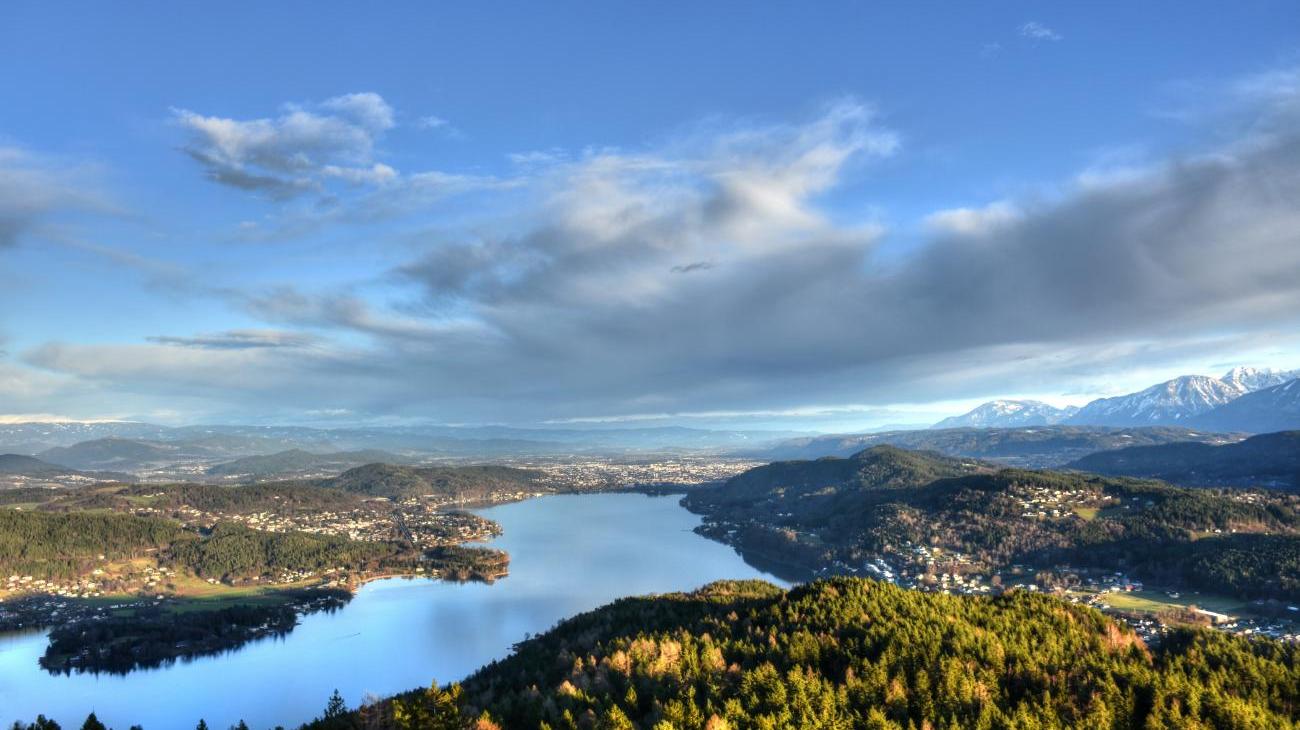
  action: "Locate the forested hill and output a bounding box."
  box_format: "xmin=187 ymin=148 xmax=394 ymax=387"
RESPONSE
xmin=318 ymin=463 xmax=544 ymax=499
xmin=0 ymin=510 xmax=185 ymax=579
xmin=0 ymin=454 xmax=84 ymax=478
xmin=0 ymin=509 xmax=399 ymax=582
xmin=0 ymin=505 xmax=504 ymax=585
xmin=698 ymin=445 xmax=986 ymax=509
xmin=300 ymin=577 xmax=1300 ymax=729
xmin=1068 ymin=430 xmax=1300 ymax=491
xmin=684 ymin=447 xmax=1300 ymax=601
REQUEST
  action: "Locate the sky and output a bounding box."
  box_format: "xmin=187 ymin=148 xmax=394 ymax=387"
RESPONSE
xmin=2 ymin=2 xmax=1300 ymax=431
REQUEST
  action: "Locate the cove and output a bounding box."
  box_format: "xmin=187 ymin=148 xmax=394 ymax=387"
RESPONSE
xmin=0 ymin=493 xmax=788 ymax=730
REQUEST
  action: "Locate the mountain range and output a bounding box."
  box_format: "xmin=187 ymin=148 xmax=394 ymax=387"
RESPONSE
xmin=937 ymin=366 xmax=1299 ymax=432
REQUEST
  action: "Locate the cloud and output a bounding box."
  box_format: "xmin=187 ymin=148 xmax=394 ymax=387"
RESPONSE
xmin=237 ymin=286 xmax=479 ymax=341
xmin=1019 ymin=21 xmax=1062 ymax=42
xmin=173 ymin=94 xmax=393 ymax=199
xmin=175 ymin=94 xmax=510 ymax=236
xmin=381 ymin=93 xmax=1300 ymax=420
xmin=923 ymin=201 xmax=1020 ymax=235
xmin=145 ymin=329 xmax=320 ymax=350
xmin=508 ymin=148 xmax=568 ymax=166
xmin=417 ymin=114 xmax=465 ymax=140
xmin=0 ymin=146 xmax=112 ymax=248
xmin=670 ymin=261 xmax=715 ymax=274
xmin=24 ymin=341 xmax=333 ymax=397
xmin=24 ymin=85 xmax=1300 ymax=425
xmin=320 ymin=92 xmax=396 ymax=132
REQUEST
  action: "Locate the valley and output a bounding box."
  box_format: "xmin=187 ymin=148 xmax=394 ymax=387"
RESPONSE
xmin=4 ymin=429 xmax=1300 ymax=727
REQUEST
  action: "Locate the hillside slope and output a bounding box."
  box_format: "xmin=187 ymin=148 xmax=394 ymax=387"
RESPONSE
xmin=206 ymin=449 xmax=407 ymax=477
xmin=1069 ymin=431 xmax=1300 ymax=490
xmin=687 ymin=447 xmax=1300 ymax=600
xmin=37 ymin=438 xmax=208 ymax=471
xmin=0 ymin=454 xmax=84 ymax=478
xmin=302 ymin=577 xmax=1300 ymax=730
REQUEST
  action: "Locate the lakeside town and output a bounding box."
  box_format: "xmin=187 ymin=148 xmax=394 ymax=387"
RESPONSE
xmin=814 ymin=544 xmax=1300 ymax=646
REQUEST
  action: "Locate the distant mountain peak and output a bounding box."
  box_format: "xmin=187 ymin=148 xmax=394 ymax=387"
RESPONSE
xmin=933 ymin=399 xmax=1077 ymax=429
xmin=1220 ymin=366 xmax=1299 ymax=393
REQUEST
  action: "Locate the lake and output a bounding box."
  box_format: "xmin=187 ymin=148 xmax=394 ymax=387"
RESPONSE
xmin=0 ymin=493 xmax=788 ymax=729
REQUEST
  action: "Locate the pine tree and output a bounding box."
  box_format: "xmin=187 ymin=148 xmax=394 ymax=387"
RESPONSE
xmin=324 ymin=690 xmax=348 ymax=719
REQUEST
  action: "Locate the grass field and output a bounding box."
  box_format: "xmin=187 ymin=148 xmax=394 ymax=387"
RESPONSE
xmin=48 ymin=573 xmax=319 ymax=618
xmin=145 ymin=574 xmax=318 ymax=612
xmin=1071 ymin=506 xmax=1100 ymax=520
xmin=1098 ymin=589 xmax=1247 ymax=616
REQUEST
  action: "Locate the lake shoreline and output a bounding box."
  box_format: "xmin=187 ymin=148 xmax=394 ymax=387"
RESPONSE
xmin=1 ymin=492 xmax=786 ymax=730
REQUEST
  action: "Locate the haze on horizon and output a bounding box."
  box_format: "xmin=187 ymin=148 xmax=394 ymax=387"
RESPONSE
xmin=2 ymin=2 xmax=1300 ymax=432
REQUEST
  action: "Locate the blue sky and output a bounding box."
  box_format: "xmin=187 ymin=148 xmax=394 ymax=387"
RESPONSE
xmin=2 ymin=2 xmax=1300 ymax=429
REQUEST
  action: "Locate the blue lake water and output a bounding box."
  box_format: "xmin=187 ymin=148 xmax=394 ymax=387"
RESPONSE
xmin=0 ymin=493 xmax=786 ymax=729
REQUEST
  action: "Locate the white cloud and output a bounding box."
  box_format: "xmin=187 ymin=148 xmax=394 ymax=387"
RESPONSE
xmin=417 ymin=115 xmax=449 ymax=130
xmin=175 ymin=94 xmax=502 ymax=230
xmin=321 ymin=162 xmax=399 ymax=186
xmin=508 ymin=148 xmax=568 ymax=166
xmin=320 ymin=92 xmax=396 ymax=132
xmin=1019 ymin=21 xmax=1062 ymax=42
xmin=923 ymin=201 xmax=1020 ymax=235
xmin=173 ymin=96 xmax=392 ymax=198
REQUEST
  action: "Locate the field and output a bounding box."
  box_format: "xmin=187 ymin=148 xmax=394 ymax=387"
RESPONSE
xmin=1096 ymin=589 xmax=1247 ymax=616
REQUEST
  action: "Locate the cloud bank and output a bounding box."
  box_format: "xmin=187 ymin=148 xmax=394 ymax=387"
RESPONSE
xmin=16 ymin=82 xmax=1300 ymax=425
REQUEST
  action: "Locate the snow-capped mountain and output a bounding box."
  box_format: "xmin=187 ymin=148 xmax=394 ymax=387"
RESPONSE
xmin=1219 ymin=366 xmax=1300 ymax=393
xmin=932 ymin=400 xmax=1078 ymax=429
xmin=1192 ymin=378 xmax=1300 ymax=433
xmin=1066 ymin=375 xmax=1246 ymax=428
